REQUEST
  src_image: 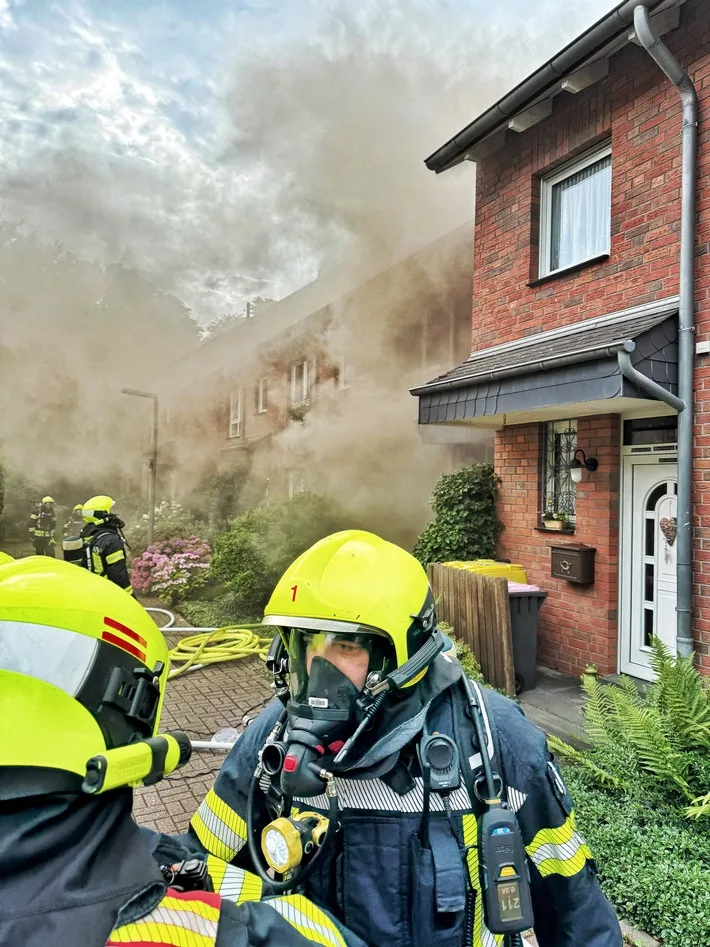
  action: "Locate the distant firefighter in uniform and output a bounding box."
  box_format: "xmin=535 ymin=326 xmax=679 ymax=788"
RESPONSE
xmin=28 ymin=496 xmax=56 ymax=557
xmin=81 ymin=496 xmax=133 ymax=594
xmin=64 ymin=503 xmax=85 ymax=538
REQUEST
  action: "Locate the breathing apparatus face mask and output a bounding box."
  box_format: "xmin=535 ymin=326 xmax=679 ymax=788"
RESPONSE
xmin=276 ymin=628 xmax=396 ymax=797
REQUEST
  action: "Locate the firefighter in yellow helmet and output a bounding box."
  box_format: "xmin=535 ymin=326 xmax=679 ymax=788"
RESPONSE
xmin=64 ymin=502 xmax=85 ymax=538
xmin=0 ymin=557 xmax=367 ymax=947
xmin=28 ymin=495 xmax=56 ymax=556
xmin=151 ymin=531 xmax=621 ymax=947
xmin=81 ymin=495 xmax=133 ymax=594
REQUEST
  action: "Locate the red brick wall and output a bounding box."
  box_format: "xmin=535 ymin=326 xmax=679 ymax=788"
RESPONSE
xmin=472 ymin=0 xmax=710 ymax=668
xmin=495 ymin=416 xmax=620 ymax=676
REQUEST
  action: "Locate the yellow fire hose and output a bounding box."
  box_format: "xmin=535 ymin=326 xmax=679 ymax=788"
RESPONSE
xmin=166 ymin=625 xmax=273 ymax=680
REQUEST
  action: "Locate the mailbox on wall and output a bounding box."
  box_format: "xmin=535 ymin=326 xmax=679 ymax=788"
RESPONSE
xmin=550 ymin=544 xmax=596 ymax=586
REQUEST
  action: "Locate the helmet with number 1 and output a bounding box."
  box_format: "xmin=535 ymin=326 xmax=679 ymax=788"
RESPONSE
xmin=0 ymin=557 xmax=169 ymax=798
xmin=263 ymin=530 xmax=440 ymax=704
xmin=82 ymin=495 xmax=115 ymax=524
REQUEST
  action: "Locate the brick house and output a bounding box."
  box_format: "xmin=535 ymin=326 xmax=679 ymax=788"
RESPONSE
xmin=413 ymin=0 xmax=710 ymax=680
xmin=160 ymin=225 xmax=491 ymax=549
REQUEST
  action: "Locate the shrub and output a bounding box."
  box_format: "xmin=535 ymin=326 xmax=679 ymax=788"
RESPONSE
xmin=413 ymin=464 xmax=502 ymax=567
xmin=178 ymin=593 xmax=266 ymax=628
xmin=549 ymin=638 xmax=710 ymax=811
xmin=564 ymin=766 xmax=710 ymax=947
xmin=209 ymin=492 xmax=353 ymax=620
xmin=127 ymin=500 xmax=208 ymax=556
xmin=131 ymin=536 xmax=211 ymax=605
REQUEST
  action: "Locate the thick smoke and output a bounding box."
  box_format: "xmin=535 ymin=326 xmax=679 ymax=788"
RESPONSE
xmin=0 ymin=0 xmax=616 ymax=534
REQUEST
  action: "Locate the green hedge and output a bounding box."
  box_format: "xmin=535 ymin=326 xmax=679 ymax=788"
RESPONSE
xmin=564 ymin=766 xmax=710 ymax=947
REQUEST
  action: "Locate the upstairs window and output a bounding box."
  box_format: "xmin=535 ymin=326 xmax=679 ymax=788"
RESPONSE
xmin=539 ymin=145 xmax=611 ymax=277
xmin=257 ymin=377 xmax=268 ymax=414
xmin=291 ymin=359 xmax=312 ymax=405
xmin=334 ymin=355 xmax=349 ymax=391
xmin=288 ymin=470 xmax=306 ymax=498
xmin=541 ymin=419 xmax=577 ymax=524
xmin=229 ymin=388 xmax=242 ymax=438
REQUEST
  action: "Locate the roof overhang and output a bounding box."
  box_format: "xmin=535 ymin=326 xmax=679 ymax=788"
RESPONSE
xmin=425 ymin=0 xmax=684 ymax=173
xmin=411 ymin=298 xmax=679 ymax=430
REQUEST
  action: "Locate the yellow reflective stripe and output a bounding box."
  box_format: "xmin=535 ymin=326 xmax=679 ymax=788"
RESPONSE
xmin=106 ymin=549 xmax=126 ymax=564
xmin=462 ymin=815 xmax=503 ymax=947
xmin=108 ymin=894 xmax=220 ymax=945
xmin=206 ymin=854 xmax=263 ymax=903
xmin=525 ymin=811 xmax=592 ymax=879
xmin=269 ymin=894 xmax=346 ymax=947
xmin=190 ymin=788 xmax=248 ymax=862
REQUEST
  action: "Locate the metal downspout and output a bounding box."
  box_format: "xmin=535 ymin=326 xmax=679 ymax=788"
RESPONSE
xmin=633 ymin=5 xmax=698 ymax=657
xmin=618 ymin=343 xmax=684 ymax=412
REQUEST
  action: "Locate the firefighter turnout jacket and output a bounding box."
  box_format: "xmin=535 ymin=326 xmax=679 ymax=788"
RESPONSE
xmin=145 ymin=657 xmax=622 ymax=947
xmin=0 ymin=788 xmax=365 ymax=947
xmin=81 ymin=522 xmax=133 ymax=594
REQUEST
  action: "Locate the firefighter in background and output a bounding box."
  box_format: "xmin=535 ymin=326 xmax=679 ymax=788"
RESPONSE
xmin=64 ymin=503 xmax=85 ymax=538
xmin=62 ymin=503 xmax=86 ymax=565
xmin=81 ymin=495 xmax=133 ymax=594
xmin=28 ymin=496 xmax=56 ymax=556
xmin=0 ymin=557 xmax=365 ymax=947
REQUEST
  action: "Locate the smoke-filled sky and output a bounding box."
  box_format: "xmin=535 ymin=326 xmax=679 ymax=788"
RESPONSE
xmin=0 ymin=0 xmax=619 ymax=325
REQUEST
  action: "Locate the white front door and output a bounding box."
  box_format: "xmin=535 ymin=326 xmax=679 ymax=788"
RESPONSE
xmin=620 ymin=455 xmax=678 ymax=680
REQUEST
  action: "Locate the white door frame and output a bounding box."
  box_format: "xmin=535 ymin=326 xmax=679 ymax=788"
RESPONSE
xmin=619 ymin=450 xmax=678 ymax=680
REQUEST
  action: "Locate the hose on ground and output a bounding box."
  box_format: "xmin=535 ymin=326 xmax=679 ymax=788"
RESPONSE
xmin=144 ymin=607 xmax=272 ymax=680
xmin=166 ymin=625 xmax=272 ymax=680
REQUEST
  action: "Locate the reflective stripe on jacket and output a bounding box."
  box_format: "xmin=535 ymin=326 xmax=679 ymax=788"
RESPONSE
xmin=107 ymin=888 xmax=356 ymax=947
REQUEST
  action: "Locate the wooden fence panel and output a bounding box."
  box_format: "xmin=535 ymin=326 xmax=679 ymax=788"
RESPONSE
xmin=428 ymin=563 xmax=515 ymax=696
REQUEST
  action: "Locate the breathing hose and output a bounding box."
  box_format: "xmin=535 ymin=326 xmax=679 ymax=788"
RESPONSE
xmin=144 ymin=608 xmax=272 ymax=680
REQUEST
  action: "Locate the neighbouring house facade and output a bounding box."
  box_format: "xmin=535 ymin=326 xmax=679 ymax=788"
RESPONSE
xmin=159 ymin=225 xmax=491 ymax=549
xmin=413 ymin=0 xmax=710 ymax=680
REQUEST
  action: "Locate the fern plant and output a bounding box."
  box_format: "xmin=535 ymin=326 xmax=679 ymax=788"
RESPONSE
xmin=552 ymin=638 xmax=710 ymax=816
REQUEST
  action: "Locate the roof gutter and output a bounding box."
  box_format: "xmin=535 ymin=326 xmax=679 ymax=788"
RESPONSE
xmin=411 ymin=341 xmax=629 ymax=396
xmin=425 ymin=0 xmax=669 ymax=173
xmin=632 ymin=4 xmax=697 ymax=659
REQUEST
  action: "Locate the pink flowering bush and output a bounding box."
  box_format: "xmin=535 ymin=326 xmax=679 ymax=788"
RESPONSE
xmin=131 ymin=536 xmax=211 ymax=605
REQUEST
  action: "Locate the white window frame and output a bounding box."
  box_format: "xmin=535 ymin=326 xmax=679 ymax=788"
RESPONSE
xmin=291 ymin=359 xmax=311 ymax=406
xmin=288 ymin=470 xmax=306 ymax=498
xmin=539 ymin=144 xmax=612 ymax=278
xmin=257 ymin=376 xmax=268 ymax=414
xmin=229 ymin=387 xmax=242 ymax=438
xmin=335 ymin=355 xmax=349 ymax=391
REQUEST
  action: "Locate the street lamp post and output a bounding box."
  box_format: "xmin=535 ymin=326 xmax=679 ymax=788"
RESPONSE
xmin=121 ymin=388 xmax=159 ymax=548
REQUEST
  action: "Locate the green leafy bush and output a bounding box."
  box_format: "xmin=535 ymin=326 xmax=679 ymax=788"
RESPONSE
xmin=413 ymin=464 xmax=502 ymax=567
xmin=126 ymin=500 xmax=208 ymax=557
xmin=564 ymin=766 xmax=710 ymax=947
xmin=179 ymin=594 xmax=254 ymax=628
xmin=209 ymin=492 xmax=353 ymax=621
xmin=550 ymin=639 xmax=710 ymax=811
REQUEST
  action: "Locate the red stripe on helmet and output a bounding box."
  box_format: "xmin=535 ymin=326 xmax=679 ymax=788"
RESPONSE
xmin=101 ymin=631 xmax=146 ymax=663
xmin=104 ymin=616 xmax=148 ymax=648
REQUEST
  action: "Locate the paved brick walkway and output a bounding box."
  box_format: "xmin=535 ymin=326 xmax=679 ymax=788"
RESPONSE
xmin=134 ymin=619 xmax=272 ymax=835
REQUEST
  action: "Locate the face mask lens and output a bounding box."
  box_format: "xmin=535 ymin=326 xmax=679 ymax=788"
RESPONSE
xmin=288 ymin=627 xmax=395 ymax=702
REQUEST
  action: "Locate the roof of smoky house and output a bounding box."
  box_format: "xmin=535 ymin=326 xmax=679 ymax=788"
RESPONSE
xmin=425 ymin=0 xmax=683 ymax=174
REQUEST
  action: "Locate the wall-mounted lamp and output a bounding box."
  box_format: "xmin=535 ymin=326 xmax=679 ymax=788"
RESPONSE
xmin=569 ymin=449 xmax=598 ymax=484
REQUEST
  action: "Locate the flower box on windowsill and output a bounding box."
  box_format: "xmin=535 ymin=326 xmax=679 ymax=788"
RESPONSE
xmin=543 ymin=519 xmax=566 ymax=531
xmin=537 ymin=523 xmax=575 ymax=536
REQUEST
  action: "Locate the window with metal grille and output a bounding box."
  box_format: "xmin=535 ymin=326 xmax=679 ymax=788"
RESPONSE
xmin=541 ymin=419 xmax=577 ymax=523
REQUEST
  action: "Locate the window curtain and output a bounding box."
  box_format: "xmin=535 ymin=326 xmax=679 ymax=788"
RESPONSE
xmin=550 ymin=155 xmax=611 ymax=271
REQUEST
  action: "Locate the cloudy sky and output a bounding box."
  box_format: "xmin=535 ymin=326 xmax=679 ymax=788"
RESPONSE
xmin=0 ymin=0 xmax=618 ymax=324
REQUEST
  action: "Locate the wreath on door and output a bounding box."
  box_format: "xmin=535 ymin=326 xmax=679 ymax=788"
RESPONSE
xmin=660 ymin=517 xmax=677 ymax=547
